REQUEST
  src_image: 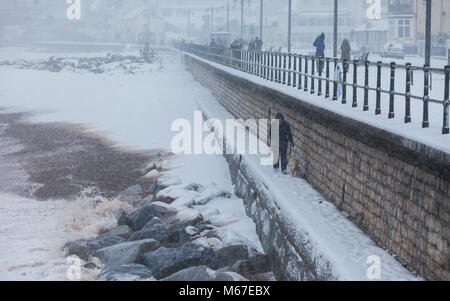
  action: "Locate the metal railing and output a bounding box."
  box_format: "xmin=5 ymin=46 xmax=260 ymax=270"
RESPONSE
xmin=176 ymin=43 xmax=450 ymax=135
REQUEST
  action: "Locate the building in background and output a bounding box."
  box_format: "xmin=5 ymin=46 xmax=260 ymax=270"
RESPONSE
xmin=387 ymin=0 xmax=449 ymax=55
xmin=279 ymin=0 xmax=367 ymax=52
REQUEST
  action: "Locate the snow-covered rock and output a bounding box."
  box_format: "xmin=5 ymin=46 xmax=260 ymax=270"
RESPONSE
xmin=129 ymin=222 xmax=169 ymax=243
xmin=128 ymin=202 xmax=177 ymax=231
xmin=63 ymin=234 xmax=126 ymax=261
xmin=142 ymin=242 xmax=216 ymax=279
xmin=97 ymin=264 xmax=154 ymax=281
xmin=94 ymin=239 xmax=160 ymax=265
xmin=214 ymin=244 xmax=266 ymax=270
xmin=160 ymin=265 xmax=247 ymax=282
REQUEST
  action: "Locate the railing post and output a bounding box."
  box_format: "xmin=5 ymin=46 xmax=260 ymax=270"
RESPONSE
xmin=271 ymin=52 xmax=274 ymax=81
xmin=405 ymin=63 xmax=412 ymax=123
xmin=252 ymin=51 xmax=256 ymax=75
xmin=311 ymin=56 xmax=315 ymax=94
xmin=352 ymin=59 xmax=358 ymax=107
xmin=443 ymin=65 xmax=449 ymax=134
xmin=293 ymin=54 xmax=297 ymax=88
xmin=253 ymin=51 xmax=256 ymax=75
xmin=326 ymin=58 xmax=330 ymax=98
xmin=278 ymin=52 xmax=282 ymax=84
xmin=376 ymin=61 xmax=382 ymax=115
xmin=304 ymin=56 xmax=309 ymax=92
xmin=246 ymin=51 xmax=250 ymax=73
xmin=283 ymin=53 xmax=287 ymax=85
xmin=288 ymin=53 xmax=292 ymax=86
xmin=342 ymin=60 xmax=347 ymax=104
xmin=333 ymin=58 xmax=338 ymax=101
xmin=253 ymin=52 xmax=256 ymax=75
xmin=262 ymin=52 xmax=266 ymax=79
xmin=298 ymin=55 xmax=303 ymax=90
xmin=274 ymin=52 xmax=278 ymax=82
xmin=259 ymin=52 xmax=263 ymax=78
xmin=249 ymin=51 xmax=253 ymax=74
xmin=423 ymin=64 xmax=430 ymax=128
xmin=246 ymin=51 xmax=249 ymax=72
xmin=389 ymin=62 xmax=396 ymax=119
xmin=363 ymin=60 xmax=369 ymax=111
xmin=318 ymin=57 xmax=322 ymax=97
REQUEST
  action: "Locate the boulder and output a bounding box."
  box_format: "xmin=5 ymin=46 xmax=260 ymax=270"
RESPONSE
xmin=129 ymin=203 xmax=177 ymax=231
xmin=107 ymin=225 xmax=133 ymax=240
xmin=214 ymin=244 xmax=266 ymax=270
xmin=168 ymin=226 xmax=200 ymax=244
xmin=113 ymin=209 xmax=128 ymax=226
xmin=97 ymin=264 xmax=153 ymax=281
xmin=142 ymin=242 xmax=216 ymax=279
xmin=215 ymin=271 xmax=248 ymax=281
xmin=143 ymin=217 xmax=163 ymax=229
xmin=148 ymin=181 xmax=160 ymax=195
xmin=163 ymin=208 xmax=203 ymax=233
xmin=119 ymin=185 xmax=143 ymax=207
xmin=87 ymin=234 xmax=127 ymax=252
xmin=197 ymin=223 xmax=216 ymax=233
xmin=160 ymin=266 xmax=216 ymax=281
xmin=94 ymin=239 xmax=160 ymax=265
xmin=230 ymin=260 xmax=257 ymax=276
xmin=129 ymin=223 xmax=169 ymax=243
xmin=63 ymin=234 xmax=126 ymax=261
xmin=63 ymin=240 xmax=91 ymax=261
xmin=161 ymin=266 xmax=247 ymax=281
xmin=184 ymin=183 xmax=205 ymax=193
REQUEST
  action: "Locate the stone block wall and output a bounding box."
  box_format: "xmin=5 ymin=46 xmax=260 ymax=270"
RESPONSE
xmin=184 ymin=54 xmax=449 ymax=280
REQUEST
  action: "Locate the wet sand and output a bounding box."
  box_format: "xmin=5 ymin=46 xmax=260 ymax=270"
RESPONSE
xmin=0 ymin=110 xmax=169 ymax=200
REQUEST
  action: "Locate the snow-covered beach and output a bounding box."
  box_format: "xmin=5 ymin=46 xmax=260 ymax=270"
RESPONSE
xmin=0 ymin=47 xmax=265 ymax=281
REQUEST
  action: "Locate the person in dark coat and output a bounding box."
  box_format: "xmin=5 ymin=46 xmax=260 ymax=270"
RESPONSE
xmin=272 ymin=113 xmax=294 ymax=174
xmin=248 ymin=39 xmax=256 ymax=51
xmin=254 ymin=37 xmax=263 ymax=51
xmin=340 ymin=39 xmax=351 ymax=72
xmin=313 ymin=32 xmax=326 ymax=72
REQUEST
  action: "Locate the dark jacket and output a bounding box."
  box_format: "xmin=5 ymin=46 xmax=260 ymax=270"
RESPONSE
xmin=313 ymin=36 xmax=325 ymax=53
xmin=279 ymin=121 xmax=294 ymax=148
xmin=341 ymin=39 xmax=351 ymax=61
xmin=254 ymin=39 xmax=263 ymax=51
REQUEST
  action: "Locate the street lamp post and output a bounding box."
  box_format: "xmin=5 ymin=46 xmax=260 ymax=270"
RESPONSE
xmin=425 ymin=0 xmax=432 ymax=66
xmin=260 ymin=0 xmax=263 ymax=40
xmin=288 ymin=0 xmax=292 ymax=53
xmin=334 ymin=0 xmax=338 ymax=58
xmin=187 ymin=9 xmax=191 ymax=42
xmin=227 ymin=2 xmax=230 ymax=33
xmin=241 ymin=0 xmax=244 ymax=40
xmin=211 ymin=7 xmax=214 ymax=33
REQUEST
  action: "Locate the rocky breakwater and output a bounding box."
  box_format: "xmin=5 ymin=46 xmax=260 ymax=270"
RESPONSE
xmin=63 ymin=173 xmax=273 ymax=281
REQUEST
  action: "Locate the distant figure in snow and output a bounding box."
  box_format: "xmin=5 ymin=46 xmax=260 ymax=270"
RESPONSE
xmin=313 ymin=32 xmax=326 ymax=73
xmin=271 ymin=113 xmax=294 ymax=174
xmin=254 ymin=37 xmax=263 ymax=52
xmin=209 ymin=38 xmax=217 ymax=48
xmin=248 ymin=39 xmax=256 ymax=51
xmin=340 ymin=39 xmax=351 ymax=72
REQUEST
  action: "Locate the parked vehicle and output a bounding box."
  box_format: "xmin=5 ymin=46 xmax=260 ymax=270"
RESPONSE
xmin=381 ymin=43 xmax=405 ymax=60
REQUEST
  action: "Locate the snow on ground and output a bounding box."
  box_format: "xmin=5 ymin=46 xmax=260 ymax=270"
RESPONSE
xmin=196 ymin=91 xmax=421 ymax=281
xmin=185 ymin=52 xmax=450 ymax=154
xmin=0 ymin=46 xmax=261 ymax=280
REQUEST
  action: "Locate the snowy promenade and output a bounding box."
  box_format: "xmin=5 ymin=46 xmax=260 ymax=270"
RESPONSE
xmin=197 ymin=91 xmax=421 ymax=281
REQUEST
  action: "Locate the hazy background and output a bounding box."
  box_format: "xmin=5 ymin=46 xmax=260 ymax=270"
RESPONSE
xmin=0 ymin=1 xmax=449 ymax=57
